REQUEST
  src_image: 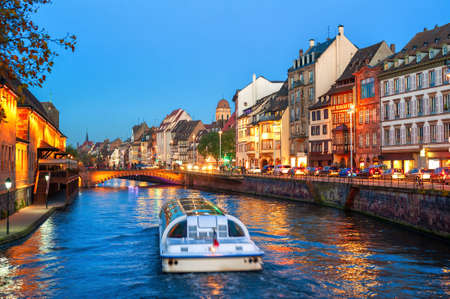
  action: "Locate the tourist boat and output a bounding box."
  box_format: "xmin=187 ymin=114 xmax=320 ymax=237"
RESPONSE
xmin=159 ymin=197 xmax=264 ymax=273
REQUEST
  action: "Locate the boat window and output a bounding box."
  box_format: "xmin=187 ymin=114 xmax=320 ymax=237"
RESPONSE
xmin=168 ymin=220 xmax=187 ymax=238
xmin=228 ymin=220 xmax=244 ymax=237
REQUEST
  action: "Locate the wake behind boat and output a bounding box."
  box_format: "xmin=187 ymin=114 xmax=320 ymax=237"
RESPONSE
xmin=159 ymin=197 xmax=264 ymax=273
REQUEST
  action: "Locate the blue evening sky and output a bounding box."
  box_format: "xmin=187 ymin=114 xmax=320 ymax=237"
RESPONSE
xmin=30 ymin=0 xmax=450 ymax=145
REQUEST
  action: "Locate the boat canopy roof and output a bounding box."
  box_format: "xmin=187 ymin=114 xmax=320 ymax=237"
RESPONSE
xmin=161 ymin=197 xmax=224 ymax=225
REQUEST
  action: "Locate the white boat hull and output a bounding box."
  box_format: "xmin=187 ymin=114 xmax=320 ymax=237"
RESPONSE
xmin=162 ymin=256 xmax=263 ymax=273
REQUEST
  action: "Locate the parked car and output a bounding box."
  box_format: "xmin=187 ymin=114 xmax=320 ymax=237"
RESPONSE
xmin=406 ymin=168 xmax=432 ymax=181
xmin=359 ymin=166 xmax=383 ymax=178
xmin=248 ymin=167 xmax=261 ymax=174
xmin=273 ymin=165 xmax=291 ymax=176
xmin=318 ymin=166 xmax=338 ymax=176
xmin=262 ymin=165 xmax=274 ymax=175
xmin=288 ymin=167 xmax=306 ymax=176
xmin=338 ymin=168 xmax=358 ymax=177
xmin=431 ymin=167 xmax=450 ymax=184
xmin=381 ymin=168 xmax=405 ymax=179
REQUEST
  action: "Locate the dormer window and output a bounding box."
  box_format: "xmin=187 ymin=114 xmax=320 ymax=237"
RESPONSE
xmin=405 ymin=55 xmax=409 ymax=64
xmin=424 ymin=42 xmax=428 ymax=47
xmin=444 ymin=45 xmax=448 ymax=56
xmin=429 ymin=50 xmax=434 ymax=59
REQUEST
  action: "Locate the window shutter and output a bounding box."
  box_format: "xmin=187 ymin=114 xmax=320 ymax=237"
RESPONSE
xmin=380 ymin=104 xmax=384 ymax=121
xmin=389 ymin=126 xmax=394 ymax=145
xmin=412 ymin=125 xmax=417 ymax=144
xmin=412 ymin=75 xmax=416 ymax=89
xmin=400 ymin=77 xmax=404 ymax=92
xmin=401 ymin=125 xmax=406 ymax=144
xmin=424 ymin=123 xmax=430 ymax=143
xmin=437 ymin=68 xmax=442 ymax=85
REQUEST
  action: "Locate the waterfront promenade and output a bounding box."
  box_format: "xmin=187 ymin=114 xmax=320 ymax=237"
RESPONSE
xmin=0 ymin=195 xmax=69 ymax=246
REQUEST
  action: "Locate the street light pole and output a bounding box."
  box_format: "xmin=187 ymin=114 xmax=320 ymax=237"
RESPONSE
xmin=5 ymin=177 xmax=12 ymax=235
xmin=219 ymin=130 xmax=222 ymax=165
xmin=45 ymin=173 xmax=50 ymax=209
xmin=348 ymin=104 xmax=355 ymax=176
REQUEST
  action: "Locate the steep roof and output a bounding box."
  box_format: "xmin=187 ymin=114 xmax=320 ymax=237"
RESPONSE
xmin=0 ymin=68 xmax=62 ymax=134
xmin=288 ymin=38 xmax=336 ymax=72
xmin=380 ymin=23 xmax=450 ymax=75
xmin=172 ymin=120 xmax=201 ymax=142
xmin=338 ymin=41 xmax=384 ymax=81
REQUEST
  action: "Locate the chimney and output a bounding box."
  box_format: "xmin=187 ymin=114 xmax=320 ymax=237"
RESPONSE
xmin=299 ymin=49 xmax=303 ymax=57
xmin=309 ymin=39 xmax=315 ymax=48
xmin=338 ymin=24 xmax=344 ymax=35
xmin=390 ymin=43 xmax=396 ymax=53
xmin=252 ymin=73 xmax=256 ymax=83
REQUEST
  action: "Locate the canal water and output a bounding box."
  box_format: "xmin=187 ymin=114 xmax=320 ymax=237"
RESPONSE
xmin=0 ymin=179 xmax=448 ymax=298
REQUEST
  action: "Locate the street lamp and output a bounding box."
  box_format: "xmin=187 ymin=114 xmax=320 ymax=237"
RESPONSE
xmin=5 ymin=177 xmax=12 ymax=235
xmin=347 ymin=104 xmax=355 ymax=176
xmin=192 ymin=134 xmax=196 ymax=165
xmin=45 ymin=173 xmax=50 ymax=209
xmin=219 ymin=130 xmax=223 ymax=165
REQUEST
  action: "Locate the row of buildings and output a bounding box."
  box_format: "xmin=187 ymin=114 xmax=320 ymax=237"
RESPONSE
xmin=0 ymin=68 xmax=70 ymax=213
xmin=234 ymin=23 xmax=450 ymax=172
xmin=79 ymin=99 xmax=235 ymax=168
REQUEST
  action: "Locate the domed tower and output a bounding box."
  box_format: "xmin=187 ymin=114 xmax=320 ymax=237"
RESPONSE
xmin=215 ymin=99 xmax=231 ymax=125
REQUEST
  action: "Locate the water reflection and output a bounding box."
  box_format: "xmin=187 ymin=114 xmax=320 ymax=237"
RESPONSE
xmin=0 ymin=178 xmax=448 ymax=298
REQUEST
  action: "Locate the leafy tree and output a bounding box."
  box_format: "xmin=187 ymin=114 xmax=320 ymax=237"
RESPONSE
xmin=65 ymin=144 xmax=78 ymax=158
xmin=198 ymin=130 xmax=235 ymax=164
xmin=0 ymin=0 xmax=77 ymax=88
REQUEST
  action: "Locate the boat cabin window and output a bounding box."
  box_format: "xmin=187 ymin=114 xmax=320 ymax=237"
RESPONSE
xmin=228 ymin=220 xmax=244 ymax=237
xmin=168 ymin=220 xmax=187 ymax=238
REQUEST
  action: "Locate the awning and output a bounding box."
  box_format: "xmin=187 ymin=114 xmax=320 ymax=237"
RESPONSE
xmin=38 ymin=141 xmax=60 ymax=159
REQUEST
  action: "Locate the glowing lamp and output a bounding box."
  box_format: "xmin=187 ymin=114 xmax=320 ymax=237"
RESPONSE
xmin=5 ymin=177 xmax=12 ymax=190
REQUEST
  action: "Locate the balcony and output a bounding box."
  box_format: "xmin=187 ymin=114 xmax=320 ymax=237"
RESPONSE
xmin=291 ymin=80 xmax=305 ymax=89
xmin=333 ymin=144 xmax=350 ymax=155
xmin=291 ymin=132 xmax=307 ymax=139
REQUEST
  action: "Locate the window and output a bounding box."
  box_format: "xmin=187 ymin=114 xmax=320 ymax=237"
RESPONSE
xmin=312 ymin=111 xmax=316 ymax=121
xmin=406 ymin=99 xmax=411 ymax=116
xmin=406 ymin=126 xmax=412 ymax=144
xmin=317 ymin=110 xmax=321 ymax=120
xmin=417 ymin=97 xmax=424 ymax=115
xmin=365 ymin=109 xmax=370 ymax=123
xmin=324 ymin=141 xmax=328 ymax=153
xmin=300 ymin=72 xmax=304 ymax=82
xmin=372 ymin=108 xmax=377 ymax=123
xmin=309 ymin=87 xmax=314 ymax=101
xmin=406 ymin=76 xmax=411 ymax=91
xmin=309 ymin=70 xmax=314 ymax=83
xmin=417 ymin=73 xmax=423 ymax=89
xmin=430 ymin=124 xmax=437 ymax=142
xmin=361 ymin=78 xmax=375 ymax=99
xmin=445 ymin=123 xmax=450 ymax=141
xmin=429 ymin=70 xmax=435 ymax=87
xmin=373 ymin=132 xmax=377 ymax=146
xmin=359 ymin=135 xmax=363 ymax=148
xmin=443 ymin=66 xmax=449 ymax=83
xmin=384 ymin=128 xmax=390 ymax=145
xmin=394 ymin=102 xmax=400 ymax=119
xmin=323 ymin=125 xmax=327 ymax=135
xmin=366 ymin=133 xmax=370 ymax=147
xmin=228 ymin=220 xmax=245 ymax=237
xmin=444 ymin=46 xmax=448 ymax=56
xmin=394 ymin=78 xmax=400 ymax=93
xmin=384 ymin=103 xmax=389 ymax=119
xmin=418 ymin=126 xmax=424 ymax=144
xmin=168 ymin=220 xmax=187 ymax=238
xmin=296 ymin=91 xmax=301 ymax=102
xmin=395 ymin=128 xmax=401 ymax=144
xmin=444 ymin=94 xmax=450 ymax=112
xmin=384 ymin=81 xmax=389 ymax=95
xmin=324 ymin=109 xmax=328 ymax=119
xmin=430 ymin=95 xmax=437 ymax=114
xmin=359 ymin=111 xmax=363 ymax=124
xmin=291 ymin=94 xmax=295 ymax=105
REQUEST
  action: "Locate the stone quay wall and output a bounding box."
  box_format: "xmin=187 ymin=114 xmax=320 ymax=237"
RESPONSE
xmin=177 ymin=172 xmax=449 ymax=239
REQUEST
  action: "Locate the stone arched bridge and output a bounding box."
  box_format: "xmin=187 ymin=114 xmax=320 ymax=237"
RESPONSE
xmin=79 ymin=169 xmax=185 ymax=187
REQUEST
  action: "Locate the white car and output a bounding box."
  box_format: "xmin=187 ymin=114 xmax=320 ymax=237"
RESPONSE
xmin=273 ymin=165 xmax=291 ymax=176
xmin=248 ymin=167 xmax=261 ymax=174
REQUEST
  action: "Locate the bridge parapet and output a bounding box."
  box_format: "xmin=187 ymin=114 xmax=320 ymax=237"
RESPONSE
xmin=80 ymin=169 xmax=185 ymax=187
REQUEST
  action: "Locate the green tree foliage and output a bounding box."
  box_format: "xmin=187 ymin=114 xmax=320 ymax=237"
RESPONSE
xmin=197 ymin=130 xmax=235 ymax=163
xmin=0 ymin=0 xmax=76 ymax=88
xmin=65 ymin=144 xmax=78 ymax=158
